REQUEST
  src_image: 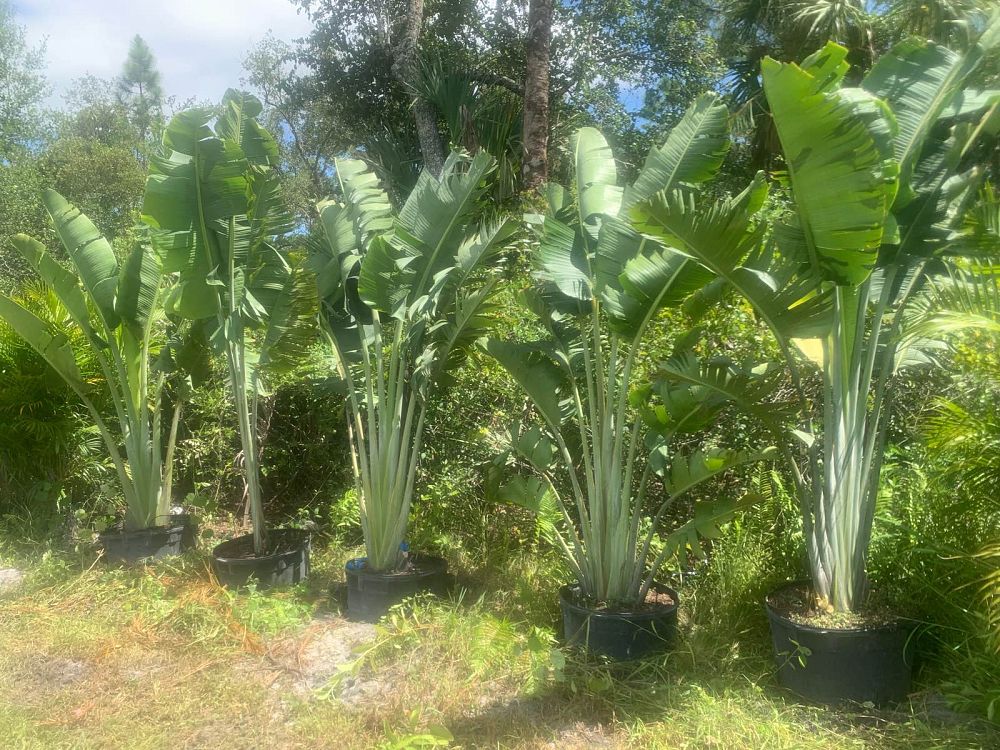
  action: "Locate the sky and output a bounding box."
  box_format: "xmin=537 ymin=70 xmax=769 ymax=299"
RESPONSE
xmin=13 ymin=0 xmax=313 ymax=108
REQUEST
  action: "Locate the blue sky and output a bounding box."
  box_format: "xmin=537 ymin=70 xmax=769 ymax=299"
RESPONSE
xmin=13 ymin=0 xmax=312 ymax=107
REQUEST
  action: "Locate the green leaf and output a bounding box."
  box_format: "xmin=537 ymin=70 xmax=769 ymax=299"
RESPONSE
xmin=622 ymin=92 xmax=731 ymax=212
xmin=572 ymin=127 xmax=622 ymax=236
xmin=257 ymin=266 xmax=318 ymax=375
xmin=116 ymin=240 xmax=163 ymax=333
xmin=662 ymin=447 xmax=776 ymax=498
xmin=630 ymin=172 xmax=830 ymax=340
xmin=532 ymin=216 xmax=593 ymax=311
xmin=10 ymin=234 xmax=95 ymax=337
xmin=863 ymin=18 xmax=1000 ymax=206
xmin=335 ymin=158 xmax=394 ymax=241
xmin=481 ymin=339 xmax=569 ymax=430
xmin=42 ymin=190 xmax=120 ymax=328
xmin=508 ymin=421 xmax=559 ymax=473
xmin=216 ymin=89 xmax=278 ymax=166
xmin=661 ymin=492 xmax=760 ymax=563
xmin=0 ymin=295 xmax=89 ymax=394
xmin=654 ymin=351 xmax=794 ymax=429
xmin=493 ymin=474 xmax=561 ymax=543
xmin=595 ymin=217 xmax=714 ymax=336
xmin=763 ymin=43 xmax=898 ymax=285
xmin=358 ymin=152 xmax=495 ymax=316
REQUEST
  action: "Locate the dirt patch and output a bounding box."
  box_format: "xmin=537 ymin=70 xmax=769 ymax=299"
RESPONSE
xmin=266 ymin=615 xmax=378 ymax=697
xmin=118 ymin=650 xmax=171 ymax=682
xmin=0 ymin=567 xmax=24 ymax=593
xmin=544 ymin=721 xmax=620 ymax=749
xmin=24 ymin=656 xmax=90 ymax=689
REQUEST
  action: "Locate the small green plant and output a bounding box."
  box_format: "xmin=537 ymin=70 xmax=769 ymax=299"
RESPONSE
xmin=379 ymin=710 xmax=453 ymax=749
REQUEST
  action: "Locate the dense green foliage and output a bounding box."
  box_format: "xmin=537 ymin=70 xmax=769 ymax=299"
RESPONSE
xmin=2 ymin=0 xmax=1000 ymax=735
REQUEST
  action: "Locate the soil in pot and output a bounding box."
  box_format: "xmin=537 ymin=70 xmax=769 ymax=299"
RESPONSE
xmin=100 ymin=525 xmax=184 ymax=565
xmin=765 ymin=581 xmax=916 ymax=706
xmin=211 ymin=528 xmax=310 ymax=589
xmin=560 ymin=584 xmax=679 ymax=661
xmin=344 ymin=554 xmax=449 ymax=622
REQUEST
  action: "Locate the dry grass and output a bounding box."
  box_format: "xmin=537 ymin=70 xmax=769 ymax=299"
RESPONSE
xmin=0 ymin=541 xmax=998 ymax=750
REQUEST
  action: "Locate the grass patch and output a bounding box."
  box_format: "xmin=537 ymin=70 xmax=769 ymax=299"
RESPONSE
xmin=0 ymin=534 xmax=997 ymax=749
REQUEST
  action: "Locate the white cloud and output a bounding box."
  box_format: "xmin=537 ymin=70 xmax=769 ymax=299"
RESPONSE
xmin=13 ymin=0 xmax=313 ymax=108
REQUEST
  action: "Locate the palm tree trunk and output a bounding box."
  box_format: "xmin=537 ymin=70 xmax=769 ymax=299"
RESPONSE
xmin=522 ymin=0 xmax=553 ymax=192
xmin=393 ymin=0 xmax=445 ymax=176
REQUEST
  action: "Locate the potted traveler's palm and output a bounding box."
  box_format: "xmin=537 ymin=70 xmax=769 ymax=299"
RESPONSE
xmin=142 ymin=90 xmax=314 ymax=587
xmin=310 ymin=153 xmax=513 ymax=620
xmin=483 ymin=100 xmax=778 ymax=660
xmin=1 ymin=192 xmax=182 ymax=562
xmin=635 ymin=28 xmax=1000 ymax=702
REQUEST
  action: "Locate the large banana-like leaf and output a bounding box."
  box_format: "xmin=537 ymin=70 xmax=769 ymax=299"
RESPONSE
xmin=572 ymin=127 xmax=622 ymax=236
xmin=257 ymin=265 xmax=318 ymax=375
xmin=143 ymin=92 xmax=272 ymax=321
xmin=622 ymin=92 xmax=731 ymax=213
xmin=594 ymin=217 xmax=714 ymax=336
xmin=215 ymin=89 xmax=279 ymax=167
xmin=312 ymin=201 xmax=361 ymax=300
xmin=763 ymin=42 xmax=898 ymax=285
xmin=0 ymin=295 xmax=89 ymax=394
xmin=42 ymin=189 xmax=120 ymax=328
xmin=418 ymin=283 xmax=499 ymax=386
xmin=533 ymin=216 xmax=593 ymax=311
xmin=863 ymin=17 xmax=1000 ymax=206
xmin=335 ymin=158 xmax=394 ymax=241
xmin=116 ymin=239 xmax=164 ymax=335
xmin=310 ymin=162 xmax=387 ymax=363
xmin=10 ymin=234 xmax=95 ymax=338
xmin=481 ymin=339 xmax=570 ymax=430
xmin=631 ymin=172 xmax=767 ymax=277
xmin=358 ymin=151 xmax=494 ymax=317
xmin=630 ymin=172 xmax=831 ymax=340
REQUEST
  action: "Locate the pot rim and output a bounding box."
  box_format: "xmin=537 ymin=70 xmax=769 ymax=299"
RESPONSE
xmin=345 ymin=553 xmax=447 ymax=579
xmin=559 ymin=582 xmax=679 ymax=621
xmin=764 ymin=580 xmax=915 ymax=635
xmin=99 ymin=524 xmax=183 ymax=540
xmin=212 ymin=528 xmax=311 ymax=565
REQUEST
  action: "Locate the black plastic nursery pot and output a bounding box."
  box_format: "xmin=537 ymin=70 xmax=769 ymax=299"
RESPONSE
xmin=344 ymin=554 xmax=449 ymax=622
xmin=170 ymin=513 xmax=198 ymax=552
xmin=211 ymin=528 xmax=311 ymax=589
xmin=765 ymin=582 xmax=915 ymax=706
xmin=559 ymin=583 xmax=680 ymax=661
xmin=100 ymin=524 xmax=184 ymax=564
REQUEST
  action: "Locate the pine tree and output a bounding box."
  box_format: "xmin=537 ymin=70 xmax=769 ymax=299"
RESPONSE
xmin=116 ymin=35 xmax=163 ymax=143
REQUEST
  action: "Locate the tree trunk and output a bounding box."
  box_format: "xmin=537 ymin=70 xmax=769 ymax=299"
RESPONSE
xmin=522 ymin=0 xmax=553 ymax=192
xmin=393 ymin=0 xmax=445 ymax=177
